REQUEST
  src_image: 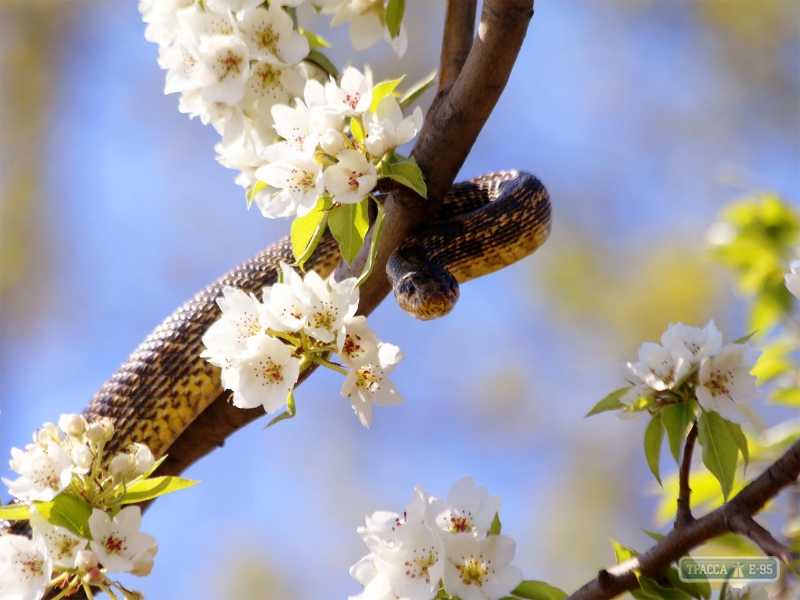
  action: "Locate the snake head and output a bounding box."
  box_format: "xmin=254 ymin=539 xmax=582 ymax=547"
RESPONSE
xmin=393 ymin=267 xmax=460 ymax=321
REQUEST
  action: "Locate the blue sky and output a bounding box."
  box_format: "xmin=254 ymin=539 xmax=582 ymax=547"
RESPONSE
xmin=1 ymin=1 xmax=798 ymax=598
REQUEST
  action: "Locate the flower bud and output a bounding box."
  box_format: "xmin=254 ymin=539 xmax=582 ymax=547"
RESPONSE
xmin=75 ymin=550 xmax=99 ymax=572
xmin=365 ymin=135 xmax=388 ymax=158
xmin=59 ymin=414 xmax=87 ymax=438
xmin=320 ymin=129 xmax=345 ymax=155
xmin=122 ymin=590 xmax=145 ymax=600
xmin=131 ymin=443 xmax=155 ymax=477
xmin=110 ymin=452 xmax=136 ymax=479
xmin=83 ymin=568 xmax=104 ymax=586
xmin=37 ymin=422 xmax=61 ymax=445
xmin=71 ymin=445 xmax=94 ymax=473
xmin=86 ymin=417 xmax=114 ymax=443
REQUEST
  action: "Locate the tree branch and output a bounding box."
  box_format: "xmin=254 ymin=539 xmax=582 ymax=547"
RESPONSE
xmin=675 ymin=421 xmax=698 ymax=528
xmin=568 ymin=437 xmax=800 ymax=600
xmin=439 ymin=0 xmax=476 ymax=91
xmin=728 ymin=513 xmax=794 ymax=564
xmin=149 ymin=0 xmax=536 ymax=483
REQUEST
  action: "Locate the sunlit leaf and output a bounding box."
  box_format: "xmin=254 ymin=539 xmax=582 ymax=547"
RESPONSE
xmin=771 ymin=387 xmax=800 ymax=407
xmin=385 ymin=0 xmax=405 ymax=39
xmin=291 ymin=196 xmax=330 ymax=267
xmin=722 ymin=419 xmax=749 ymax=468
xmin=644 ymin=414 xmax=664 ymax=486
xmin=510 ymin=580 xmax=567 ymax=600
xmin=34 ymin=494 xmax=92 ymax=538
xmin=662 ymin=402 xmax=696 ymax=463
xmin=0 ymin=503 xmax=29 ymax=521
xmin=697 ymin=411 xmax=738 ymax=501
xmin=350 ymin=116 xmax=366 ymax=143
xmin=121 ymin=476 xmax=199 ymax=504
xmin=370 ymin=77 xmax=404 ymax=113
xmin=298 ymin=28 xmax=331 ymax=50
xmin=328 ymin=200 xmax=369 ymax=264
xmin=638 ymin=574 xmax=692 ymax=600
xmin=306 ymin=49 xmax=338 ymax=77
xmin=610 ymin=539 xmax=638 ymax=563
xmin=399 ymin=70 xmax=437 ymax=111
xmin=585 ymin=386 xmax=629 ymax=417
xmin=380 ymin=162 xmax=427 ymax=197
xmin=666 ymin=563 xmax=711 ymax=599
xmin=488 ymin=512 xmax=502 ymax=536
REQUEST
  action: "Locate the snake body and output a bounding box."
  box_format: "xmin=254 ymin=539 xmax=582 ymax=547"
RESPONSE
xmin=84 ymin=171 xmax=551 ymax=457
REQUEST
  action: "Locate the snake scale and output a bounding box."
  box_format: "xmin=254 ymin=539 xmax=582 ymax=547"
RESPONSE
xmin=83 ymin=171 xmax=551 ymax=458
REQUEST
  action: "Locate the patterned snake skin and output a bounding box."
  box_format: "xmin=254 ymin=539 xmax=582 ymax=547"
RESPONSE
xmin=84 ymin=171 xmax=551 ymax=457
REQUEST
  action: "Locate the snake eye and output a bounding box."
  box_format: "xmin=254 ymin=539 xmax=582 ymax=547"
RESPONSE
xmin=399 ymin=279 xmax=417 ymax=296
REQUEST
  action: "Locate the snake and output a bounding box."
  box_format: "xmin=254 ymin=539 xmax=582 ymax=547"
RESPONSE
xmin=82 ymin=171 xmax=551 ymax=458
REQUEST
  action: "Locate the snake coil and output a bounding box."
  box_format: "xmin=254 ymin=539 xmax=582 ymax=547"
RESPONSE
xmin=84 ymin=171 xmax=551 ymax=457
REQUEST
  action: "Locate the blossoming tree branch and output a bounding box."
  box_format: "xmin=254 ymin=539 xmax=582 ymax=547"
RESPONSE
xmin=1 ymin=1 xmax=799 ymax=599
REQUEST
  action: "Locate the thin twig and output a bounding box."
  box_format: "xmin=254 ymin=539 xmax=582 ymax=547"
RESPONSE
xmin=568 ymin=437 xmax=800 ymax=600
xmin=675 ymin=421 xmax=698 ymax=528
xmin=728 ymin=513 xmax=796 ymax=564
xmin=439 ymin=0 xmax=477 ymax=91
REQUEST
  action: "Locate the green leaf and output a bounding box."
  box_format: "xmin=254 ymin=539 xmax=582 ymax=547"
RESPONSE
xmin=732 ymin=331 xmax=757 ymax=344
xmin=510 ymin=580 xmax=567 ymax=600
xmin=328 ymin=200 xmax=369 ymax=264
xmin=34 ymin=494 xmax=92 ymax=538
xmin=642 ymin=529 xmax=665 ymax=542
xmin=771 ymin=387 xmax=800 ymax=407
xmin=399 ymin=70 xmax=438 ymax=111
xmin=662 ymin=402 xmax=696 ymax=463
xmin=697 ymin=411 xmax=739 ymax=501
xmin=380 ymin=162 xmax=428 ymax=198
xmin=722 ymin=419 xmax=749 ymax=468
xmin=246 ymin=180 xmax=269 ymax=209
xmin=585 ymin=386 xmax=630 ymax=417
xmin=665 ymin=565 xmax=711 ymax=600
xmin=370 ymin=77 xmax=405 ymax=113
xmin=306 ymin=49 xmax=338 ymax=78
xmin=488 ymin=512 xmax=502 ymax=536
xmin=298 ymin=28 xmax=331 ymax=50
xmin=350 ymin=116 xmax=366 ymax=144
xmin=356 ymin=198 xmax=385 ymax=287
xmin=610 ymin=539 xmax=638 ymax=563
xmin=385 ymin=0 xmax=405 ymax=39
xmin=644 ymin=414 xmax=665 ymax=486
xmin=290 ymin=196 xmax=330 ymax=267
xmin=0 ymin=503 xmax=30 ymax=521
xmin=638 ymin=575 xmax=693 ymax=600
xmin=121 ymin=476 xmax=199 ymax=505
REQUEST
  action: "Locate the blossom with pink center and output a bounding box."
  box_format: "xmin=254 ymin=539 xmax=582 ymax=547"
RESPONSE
xmin=88 ymin=507 xmax=157 ymax=574
xmin=324 ymin=150 xmax=378 ymax=205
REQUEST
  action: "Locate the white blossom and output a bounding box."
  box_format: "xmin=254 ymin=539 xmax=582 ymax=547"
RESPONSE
xmin=255 ymin=158 xmax=324 ymax=218
xmin=786 ymin=259 xmax=800 ymax=300
xmin=625 ymin=342 xmax=690 ymax=392
xmin=205 ymin=0 xmax=264 ymax=15
xmin=323 ymin=149 xmax=378 ymax=205
xmin=330 ymin=0 xmax=407 ymax=57
xmin=261 ymin=101 xmax=321 ymax=162
xmin=262 ymin=264 xmax=311 ymax=332
xmin=342 ymin=343 xmax=404 ymax=427
xmin=337 ymin=316 xmax=380 ymax=367
xmin=237 ymin=4 xmax=309 ymax=64
xmin=365 ymin=96 xmax=422 ymax=157
xmin=696 ymin=343 xmax=761 ymax=423
xmin=70 ymin=445 xmax=93 ymax=474
xmin=661 ymin=320 xmax=723 ymax=365
xmin=88 ymin=507 xmax=157 ymax=574
xmin=442 ymin=534 xmax=523 ymax=600
xmin=374 ymin=522 xmax=444 ymax=600
xmin=325 ymin=67 xmax=372 ymax=116
xmin=349 ymin=554 xmax=398 ymax=600
xmin=30 ymin=507 xmax=85 ymax=569
xmin=0 ymin=534 xmax=51 ymax=600
xmin=304 ymin=272 xmax=359 ymax=343
xmin=201 ymin=286 xmax=269 ymax=370
xmin=197 ymin=36 xmax=251 ymax=105
xmin=230 ymin=335 xmax=300 ymax=413
xmin=3 ymin=441 xmax=73 ymax=502
xmin=426 ymin=476 xmax=502 ymax=538
xmin=242 ymin=60 xmax=305 ymax=126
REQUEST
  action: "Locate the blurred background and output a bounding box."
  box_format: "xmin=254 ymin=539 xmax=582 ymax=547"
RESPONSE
xmin=1 ymin=0 xmax=798 ymax=598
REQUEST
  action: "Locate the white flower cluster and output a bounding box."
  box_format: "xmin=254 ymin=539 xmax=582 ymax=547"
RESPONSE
xmin=350 ymin=476 xmax=523 ymax=600
xmin=255 ymin=70 xmax=422 ymax=218
xmin=139 ymin=0 xmax=417 ymax=209
xmin=201 ymin=263 xmax=403 ymax=427
xmin=1 ymin=416 xmax=159 ymax=600
xmin=622 ymin=320 xmax=761 ymax=424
